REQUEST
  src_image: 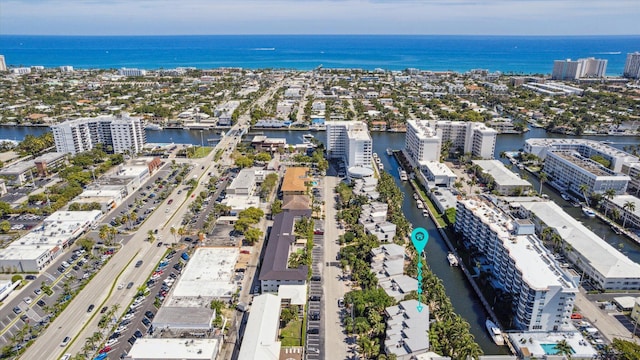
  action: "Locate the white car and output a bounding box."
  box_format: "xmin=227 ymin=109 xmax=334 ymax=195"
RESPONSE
xmin=23 ymin=297 xmax=32 ymax=305
xmin=106 ymin=338 xmax=119 ymax=346
xmin=122 ymin=313 xmax=134 ymax=321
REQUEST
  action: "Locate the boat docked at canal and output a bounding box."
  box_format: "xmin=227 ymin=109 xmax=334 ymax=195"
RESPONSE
xmin=582 ymin=207 xmax=596 ymax=218
xmin=486 ymin=320 xmax=505 ymax=346
xmin=386 ymin=148 xmax=393 ymax=156
xmin=417 ymin=201 xmax=424 ymax=209
xmin=447 ymin=253 xmax=459 ymax=266
xmin=561 ymin=193 xmax=570 ymax=201
xmin=399 ymin=169 xmax=408 ymax=181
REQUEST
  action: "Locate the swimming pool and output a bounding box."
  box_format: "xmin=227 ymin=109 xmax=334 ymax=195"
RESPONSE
xmin=540 ymin=343 xmax=575 ymax=355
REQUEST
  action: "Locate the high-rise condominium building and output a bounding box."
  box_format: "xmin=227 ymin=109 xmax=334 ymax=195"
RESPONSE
xmin=404 ymin=120 xmax=441 ymax=167
xmin=624 ymin=52 xmax=640 ymax=79
xmin=552 ymin=58 xmax=607 ymax=80
xmin=428 ymin=120 xmax=497 ymax=159
xmin=455 ymin=198 xmax=578 ymax=332
xmin=326 ymin=121 xmax=372 ymax=168
xmin=52 ymin=114 xmax=146 ymax=155
xmin=0 ymin=55 xmax=6 ymax=72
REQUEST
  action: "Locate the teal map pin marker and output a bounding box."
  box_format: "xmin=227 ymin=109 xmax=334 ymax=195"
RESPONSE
xmin=411 ymin=227 xmax=429 ymax=254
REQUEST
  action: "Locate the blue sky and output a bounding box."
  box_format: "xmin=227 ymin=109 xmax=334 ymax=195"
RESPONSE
xmin=1 ymin=0 xmax=639 ymax=35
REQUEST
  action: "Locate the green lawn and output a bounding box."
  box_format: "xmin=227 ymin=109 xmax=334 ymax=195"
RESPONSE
xmin=280 ymin=319 xmax=303 ymax=346
xmin=190 ymin=146 xmax=213 ymax=158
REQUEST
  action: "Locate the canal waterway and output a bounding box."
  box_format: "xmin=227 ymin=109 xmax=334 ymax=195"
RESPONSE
xmin=4 ymin=125 xmax=640 ymax=354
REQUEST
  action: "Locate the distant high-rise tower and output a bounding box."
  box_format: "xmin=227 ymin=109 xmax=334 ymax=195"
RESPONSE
xmin=0 ymin=55 xmax=6 ymax=72
xmin=552 ymin=59 xmax=583 ymax=80
xmin=552 ymin=58 xmax=607 ymax=80
xmin=624 ymin=52 xmax=640 ymax=79
xmin=578 ymin=57 xmax=607 ymax=78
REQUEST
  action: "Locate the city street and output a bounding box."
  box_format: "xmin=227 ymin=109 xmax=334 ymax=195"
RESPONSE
xmin=322 ymin=174 xmax=349 ymax=360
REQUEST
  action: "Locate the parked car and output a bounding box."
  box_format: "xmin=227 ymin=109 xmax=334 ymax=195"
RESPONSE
xmin=145 ymin=310 xmax=155 ymax=319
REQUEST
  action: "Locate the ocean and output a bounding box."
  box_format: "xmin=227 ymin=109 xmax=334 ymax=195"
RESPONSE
xmin=1 ymin=35 xmax=639 ymax=74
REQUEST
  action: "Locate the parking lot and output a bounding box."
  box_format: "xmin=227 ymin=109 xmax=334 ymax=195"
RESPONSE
xmin=101 ymin=249 xmax=185 ymax=359
xmin=0 ymin=246 xmax=116 ymax=353
xmin=306 ymin=232 xmax=325 ymax=360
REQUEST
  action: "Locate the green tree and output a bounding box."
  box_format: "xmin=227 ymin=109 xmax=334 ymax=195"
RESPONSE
xmin=554 ymin=339 xmax=573 ymax=358
xmin=244 ymin=227 xmax=263 ymax=245
xmin=538 ymin=172 xmax=548 ymax=195
xmin=623 ymin=200 xmax=636 ymax=228
xmin=234 ymin=156 xmax=253 ymax=168
xmin=76 ymin=237 xmax=95 ymax=252
xmin=0 ymin=220 xmax=10 ymax=233
xmin=612 ymin=338 xmax=640 ymax=360
xmin=254 ymin=152 xmax=272 ymax=163
xmin=271 ymin=199 xmax=283 ymax=215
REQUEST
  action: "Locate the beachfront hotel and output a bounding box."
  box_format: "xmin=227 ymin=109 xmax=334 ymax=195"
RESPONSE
xmin=52 ymin=114 xmax=146 ymax=155
xmin=624 ymin=52 xmax=640 ymax=79
xmin=455 ymin=198 xmax=578 ymax=332
xmin=326 ymin=121 xmax=373 ymax=168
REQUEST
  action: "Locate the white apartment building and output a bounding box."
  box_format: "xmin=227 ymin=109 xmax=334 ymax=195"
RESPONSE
xmin=552 ymin=58 xmax=607 ymax=80
xmin=603 ymin=195 xmax=640 ymax=230
xmin=10 ymin=67 xmax=31 ymax=75
xmin=118 ymin=67 xmax=147 ymax=77
xmin=59 ymin=65 xmax=74 ymax=72
xmin=514 ymin=198 xmax=640 ymax=291
xmin=543 ymin=150 xmax=630 ymax=195
xmin=404 ymin=120 xmax=441 ymax=167
xmin=524 ymin=138 xmax=638 ymax=173
xmin=455 ymin=198 xmax=578 ymax=331
xmin=52 ymin=114 xmax=146 ymax=155
xmin=552 ymin=59 xmax=582 ymax=80
xmin=624 ymin=52 xmax=640 ymax=79
xmin=429 ymin=120 xmax=497 ymax=159
xmin=326 ymin=121 xmax=373 ymax=168
xmin=0 ymin=55 xmax=6 ymax=71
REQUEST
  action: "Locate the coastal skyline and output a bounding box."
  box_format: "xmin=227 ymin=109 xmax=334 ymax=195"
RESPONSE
xmin=2 ymin=0 xmax=640 ymax=36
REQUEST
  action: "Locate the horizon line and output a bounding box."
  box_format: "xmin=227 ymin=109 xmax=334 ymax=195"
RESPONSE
xmin=2 ymin=33 xmax=640 ymax=37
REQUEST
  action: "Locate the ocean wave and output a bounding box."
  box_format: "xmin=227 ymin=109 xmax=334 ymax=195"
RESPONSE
xmin=250 ymin=48 xmax=276 ymax=51
xmin=594 ymin=51 xmax=621 ymax=55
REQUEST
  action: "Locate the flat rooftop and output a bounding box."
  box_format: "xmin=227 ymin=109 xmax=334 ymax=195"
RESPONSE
xmin=459 ymin=199 xmax=576 ymax=290
xmin=125 ymin=338 xmax=220 ymax=360
xmin=511 ymin=198 xmax=640 ymax=279
xmin=237 ymin=294 xmax=281 ymax=360
xmin=421 ymin=161 xmax=456 ymax=177
xmin=227 ymin=169 xmax=256 ymax=191
xmin=472 ymin=160 xmax=532 ymax=187
xmin=168 ymin=247 xmax=239 ymax=304
xmin=552 ymin=151 xmax=616 ymax=177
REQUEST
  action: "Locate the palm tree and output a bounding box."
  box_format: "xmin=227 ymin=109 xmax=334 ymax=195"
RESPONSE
xmin=623 ymin=201 xmax=636 ymax=228
xmin=98 ymin=225 xmax=109 ymax=244
xmin=147 ymin=230 xmax=155 ymax=242
xmin=538 ymin=172 xmax=548 ymax=195
xmin=578 ymin=183 xmax=590 ymax=206
xmin=603 ymin=188 xmax=616 ymax=218
xmin=554 ymin=339 xmax=573 ymax=358
xmin=170 ymin=227 xmax=177 ymax=242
